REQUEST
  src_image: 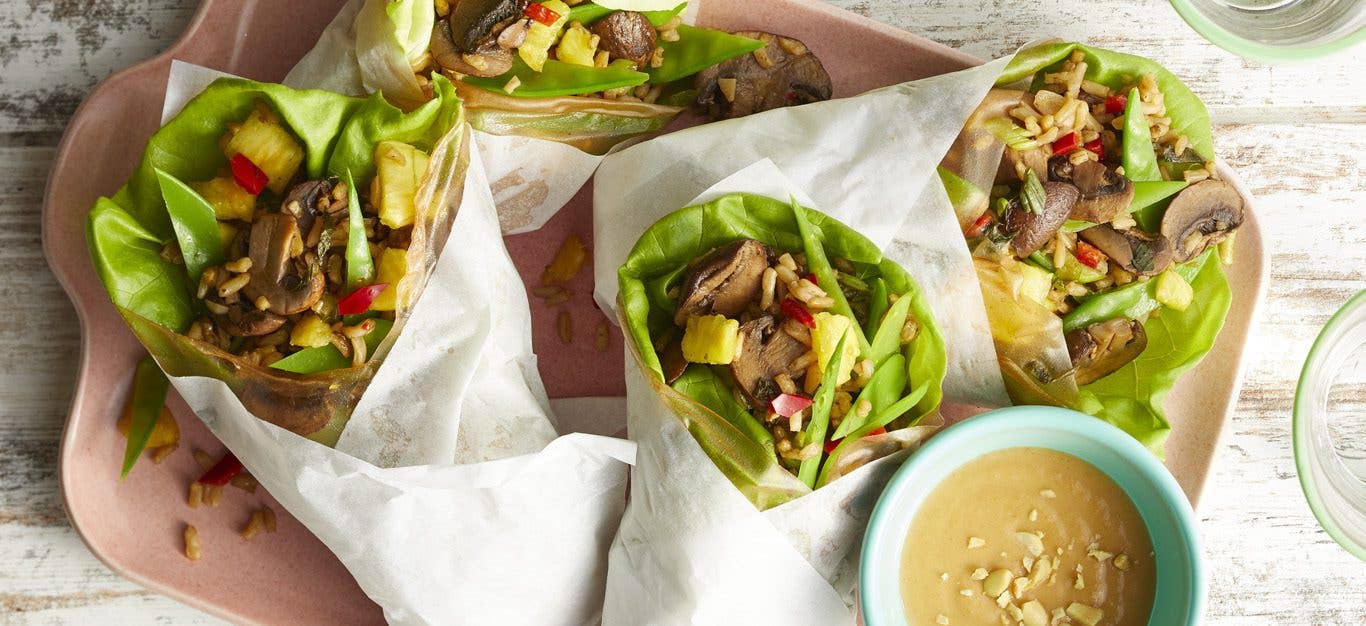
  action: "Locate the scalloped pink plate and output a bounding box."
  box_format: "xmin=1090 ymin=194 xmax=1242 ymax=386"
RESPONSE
xmin=42 ymin=0 xmax=1265 ymax=623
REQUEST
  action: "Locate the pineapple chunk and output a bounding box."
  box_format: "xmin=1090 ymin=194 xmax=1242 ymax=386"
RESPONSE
xmin=1155 ymin=268 xmax=1193 ymax=311
xmin=216 ymin=222 xmax=239 ymax=258
xmin=518 ymin=0 xmax=571 ymax=71
xmin=290 ymin=313 xmax=334 ymax=348
xmin=370 ymin=248 xmax=410 ymax=311
xmin=193 ymin=176 xmax=256 ymax=222
xmin=681 ymin=314 xmax=740 ymax=365
xmin=374 ymin=141 xmax=429 ymax=229
xmin=224 ymin=107 xmax=304 ymax=194
xmin=556 ymin=22 xmax=598 ymax=67
xmin=812 ymin=312 xmax=858 ymax=386
xmin=117 ymin=402 xmax=179 ymax=450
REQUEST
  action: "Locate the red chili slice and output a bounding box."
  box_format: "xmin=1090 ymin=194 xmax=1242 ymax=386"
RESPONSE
xmin=1084 ymin=137 xmax=1104 ymax=160
xmin=523 ymin=2 xmax=560 ymax=26
xmin=229 ymin=154 xmax=269 ymax=195
xmin=199 ymin=452 xmax=243 ymax=486
xmin=965 ymin=213 xmax=994 ymax=238
xmin=337 ymin=283 xmax=389 ymax=315
xmin=1076 ymin=241 xmax=1106 ymax=269
xmin=1052 ymin=131 xmax=1080 ymax=156
xmin=824 ymin=425 xmax=889 ymax=454
xmin=780 ymin=297 xmax=816 ymax=329
xmin=770 ymin=393 xmax=813 ymax=418
xmin=1105 ymin=95 xmax=1128 ymax=115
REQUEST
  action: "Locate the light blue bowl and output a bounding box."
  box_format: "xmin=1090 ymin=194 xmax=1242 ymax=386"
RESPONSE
xmin=860 ymin=406 xmax=1205 ymax=626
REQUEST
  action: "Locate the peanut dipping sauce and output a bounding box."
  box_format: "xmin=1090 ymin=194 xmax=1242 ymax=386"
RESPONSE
xmin=899 ymin=448 xmax=1155 ymax=626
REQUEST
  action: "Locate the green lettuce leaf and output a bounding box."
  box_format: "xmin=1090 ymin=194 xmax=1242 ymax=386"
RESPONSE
xmin=618 ymin=192 xmax=947 ymax=508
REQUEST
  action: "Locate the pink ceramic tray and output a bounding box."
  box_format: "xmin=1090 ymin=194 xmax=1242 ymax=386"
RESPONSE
xmin=43 ymin=0 xmax=1265 ymax=623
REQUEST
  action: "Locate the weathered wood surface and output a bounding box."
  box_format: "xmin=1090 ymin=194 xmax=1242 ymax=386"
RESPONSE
xmin=2 ymin=1 xmax=1363 ymax=624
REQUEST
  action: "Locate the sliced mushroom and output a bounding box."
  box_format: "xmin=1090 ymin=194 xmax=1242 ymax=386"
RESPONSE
xmin=590 ymin=11 xmax=656 ymax=69
xmin=695 ymin=31 xmax=831 ymax=120
xmin=1161 ymin=144 xmax=1205 ymax=163
xmin=447 ymin=0 xmax=526 ymax=54
xmin=660 ymin=337 xmax=690 ymax=385
xmin=730 ymin=315 xmax=809 ymax=405
xmin=280 ymin=179 xmax=334 ymax=236
xmin=674 ymin=239 xmax=773 ymax=327
xmin=1160 ymin=179 xmax=1245 ymax=263
xmin=220 ymin=302 xmax=287 ymax=338
xmin=1003 ymin=181 xmax=1080 ymax=256
xmin=431 ymin=19 xmax=515 ymax=78
xmin=996 ymin=145 xmax=1051 ymax=184
xmin=1078 ymin=224 xmax=1174 ymax=276
xmin=243 ymin=214 xmax=326 ymax=316
xmin=1066 ymin=318 xmax=1147 ymax=385
xmin=1049 ymin=158 xmax=1134 ymax=224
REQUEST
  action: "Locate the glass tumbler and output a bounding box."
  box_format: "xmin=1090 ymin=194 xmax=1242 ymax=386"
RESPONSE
xmin=1295 ymin=290 xmax=1366 ymax=560
xmin=1168 ymin=0 xmax=1366 ymax=62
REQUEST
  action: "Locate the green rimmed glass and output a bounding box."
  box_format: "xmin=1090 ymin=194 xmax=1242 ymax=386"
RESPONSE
xmin=1294 ymin=289 xmax=1366 ymax=560
xmin=1167 ymin=0 xmax=1365 ymax=63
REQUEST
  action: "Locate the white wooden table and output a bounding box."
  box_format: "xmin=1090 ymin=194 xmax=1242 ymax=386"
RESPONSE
xmin=2 ymin=1 xmax=1363 ymax=623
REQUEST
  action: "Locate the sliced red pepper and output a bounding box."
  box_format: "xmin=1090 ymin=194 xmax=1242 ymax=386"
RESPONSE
xmin=823 ymin=426 xmax=889 ymax=453
xmin=780 ymin=297 xmax=816 ymax=329
xmin=199 ymin=452 xmax=243 ymax=486
xmin=770 ymin=393 xmax=813 ymax=418
xmin=1084 ymin=137 xmax=1104 ymax=160
xmin=229 ymin=154 xmax=269 ymax=195
xmin=1076 ymin=241 xmax=1106 ymax=269
xmin=965 ymin=213 xmax=994 ymax=238
xmin=1052 ymin=131 xmax=1080 ymax=156
xmin=523 ymin=2 xmax=560 ymax=26
xmin=337 ymin=283 xmax=389 ymax=315
xmin=869 ymin=426 xmax=887 ymax=436
xmin=1105 ymin=95 xmax=1127 ymax=115
xmin=802 ymin=272 xmax=818 ymax=284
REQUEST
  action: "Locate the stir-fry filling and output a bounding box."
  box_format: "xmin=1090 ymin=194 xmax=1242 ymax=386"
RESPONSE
xmin=968 ymin=50 xmax=1245 ymax=383
xmin=423 ymin=0 xmax=831 ymax=113
xmin=662 ymin=238 xmax=923 ymax=484
xmin=160 ymin=102 xmax=428 ymax=371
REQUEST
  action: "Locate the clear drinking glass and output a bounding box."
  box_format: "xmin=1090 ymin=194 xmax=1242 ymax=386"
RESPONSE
xmin=1168 ymin=0 xmax=1366 ymax=62
xmin=1295 ymin=290 xmax=1366 ymax=560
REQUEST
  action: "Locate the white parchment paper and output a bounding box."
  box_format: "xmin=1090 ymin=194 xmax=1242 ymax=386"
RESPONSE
xmin=161 ymin=62 xmax=634 ymax=626
xmin=591 ymin=58 xmax=1021 ymax=623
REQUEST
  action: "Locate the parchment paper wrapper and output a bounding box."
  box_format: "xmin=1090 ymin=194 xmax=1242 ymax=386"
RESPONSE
xmin=159 ymin=63 xmax=634 ymax=626
xmin=590 ymin=55 xmax=1021 ymax=622
xmin=285 ymin=0 xmax=696 ymax=235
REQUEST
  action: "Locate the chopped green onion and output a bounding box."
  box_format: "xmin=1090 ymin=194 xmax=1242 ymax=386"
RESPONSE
xmin=1019 ymin=169 xmax=1046 ymax=215
xmin=984 ymin=118 xmax=1040 ymax=151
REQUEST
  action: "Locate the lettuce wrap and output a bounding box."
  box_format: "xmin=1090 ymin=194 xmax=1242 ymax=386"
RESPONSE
xmin=88 ymin=75 xmax=467 ymax=445
xmin=939 ymin=42 xmax=1243 ymax=454
xmin=617 ymin=192 xmax=946 ymax=508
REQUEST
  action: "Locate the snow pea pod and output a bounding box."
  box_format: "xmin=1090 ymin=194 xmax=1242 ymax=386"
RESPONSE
xmin=798 ymin=333 xmax=846 ymax=487
xmin=155 ymin=169 xmax=224 ymax=284
xmin=463 ymin=57 xmax=649 ymax=98
xmin=270 ymin=318 xmax=394 ymax=374
xmin=1121 ymin=87 xmax=1162 ymax=183
xmin=646 ymin=25 xmax=764 ymax=85
xmin=1062 ymin=251 xmax=1209 ymax=332
xmin=343 ymin=170 xmax=375 ymax=292
xmin=791 ymin=197 xmax=870 ymax=356
xmin=121 ymin=357 xmax=171 ymax=477
xmin=831 ymin=353 xmax=906 ymax=440
xmin=864 ymin=278 xmax=889 ymax=340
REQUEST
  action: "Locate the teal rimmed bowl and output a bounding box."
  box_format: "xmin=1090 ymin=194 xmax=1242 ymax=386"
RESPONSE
xmin=860 ymin=406 xmax=1205 ymax=626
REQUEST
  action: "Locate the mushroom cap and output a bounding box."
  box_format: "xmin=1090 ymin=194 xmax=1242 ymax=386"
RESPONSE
xmin=447 ymin=0 xmax=526 ymax=54
xmin=1160 ymin=179 xmax=1244 ymax=264
xmin=1049 ymin=158 xmax=1134 ymax=224
xmin=730 ymin=315 xmax=809 ymax=406
xmin=996 ymin=144 xmax=1050 ymax=185
xmin=1004 ymin=181 xmax=1080 ymax=257
xmin=1066 ymin=318 xmax=1148 ymax=385
xmin=220 ymin=302 xmax=287 ymax=337
xmin=674 ymin=239 xmax=773 ymax=327
xmin=431 ymin=20 xmax=515 ymax=78
xmin=243 ymin=214 xmax=326 ymax=316
xmin=1079 ymin=223 xmax=1174 ymax=276
xmin=280 ymin=178 xmax=335 ymax=236
xmin=695 ymin=31 xmax=832 ymax=120
xmin=590 ymin=11 xmax=657 ymax=69
xmin=660 ymin=336 xmax=690 ymax=385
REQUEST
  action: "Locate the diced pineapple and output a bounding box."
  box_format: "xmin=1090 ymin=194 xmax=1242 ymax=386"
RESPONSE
xmin=556 ymin=22 xmax=598 ymax=66
xmin=117 ymin=403 xmax=179 ymax=449
xmin=518 ymin=0 xmax=571 ymax=71
xmin=374 ymin=141 xmax=429 ymax=229
xmin=1012 ymin=262 xmax=1054 ymax=306
xmin=370 ymin=248 xmax=409 ymax=311
xmin=811 ymin=312 xmax=858 ymax=386
xmin=193 ymin=176 xmax=256 ymax=221
xmin=224 ymin=107 xmax=304 ymax=194
xmin=681 ymin=314 xmax=740 ymax=365
xmin=1155 ymin=268 xmax=1193 ymax=311
xmin=290 ymin=313 xmax=334 ymax=348
xmin=216 ymin=222 xmax=238 ymax=258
